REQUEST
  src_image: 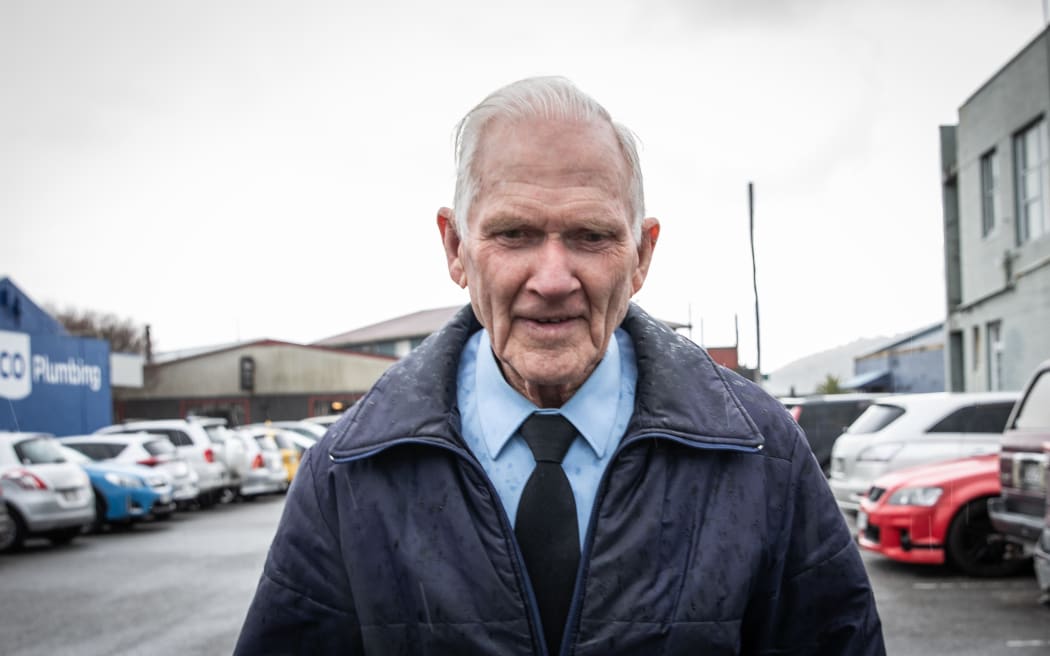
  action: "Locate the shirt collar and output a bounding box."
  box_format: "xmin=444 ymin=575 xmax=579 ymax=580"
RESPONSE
xmin=475 ymin=329 xmax=624 ymax=460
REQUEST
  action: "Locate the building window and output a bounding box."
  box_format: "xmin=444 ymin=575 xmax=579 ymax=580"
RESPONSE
xmin=980 ymin=149 xmax=998 ymax=236
xmin=972 ymin=325 xmax=981 ymax=373
xmin=986 ymin=320 xmax=1003 ymax=391
xmin=1014 ymin=118 xmax=1050 ymax=244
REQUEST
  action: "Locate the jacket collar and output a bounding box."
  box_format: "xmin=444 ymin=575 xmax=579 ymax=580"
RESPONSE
xmin=328 ymin=304 xmax=763 ymax=461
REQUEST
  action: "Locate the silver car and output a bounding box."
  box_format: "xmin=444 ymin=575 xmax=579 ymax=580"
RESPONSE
xmin=0 ymin=432 xmax=95 ymax=552
xmin=230 ymin=427 xmax=288 ymax=498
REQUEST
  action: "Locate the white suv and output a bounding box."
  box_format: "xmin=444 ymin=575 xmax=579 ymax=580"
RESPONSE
xmin=830 ymin=392 xmax=1019 ymax=512
xmin=97 ymin=420 xmax=231 ymax=507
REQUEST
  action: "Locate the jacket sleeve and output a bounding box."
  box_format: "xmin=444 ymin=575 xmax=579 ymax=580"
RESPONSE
xmin=744 ymin=433 xmax=887 ymax=656
xmin=234 ymin=448 xmax=363 ymax=655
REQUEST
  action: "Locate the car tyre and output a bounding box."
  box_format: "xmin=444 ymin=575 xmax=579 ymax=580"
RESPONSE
xmin=92 ymin=491 xmax=108 ymax=533
xmin=946 ymin=498 xmax=1030 ymax=577
xmin=45 ymin=526 xmax=82 ymax=546
xmin=0 ymin=504 xmax=26 ymax=553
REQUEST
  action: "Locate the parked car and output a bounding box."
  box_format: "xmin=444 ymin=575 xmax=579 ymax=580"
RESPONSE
xmin=1035 ymin=441 xmax=1050 ymax=605
xmin=0 ymin=432 xmax=95 ymax=552
xmin=188 ymin=416 xmax=248 ymax=503
xmin=989 ymin=359 xmax=1050 ymax=559
xmin=229 ymin=427 xmax=287 ymax=498
xmin=830 ymin=392 xmax=1019 ymax=512
xmin=857 ymin=454 xmax=1029 ymax=577
xmin=269 ymin=420 xmax=327 ymax=441
xmin=781 ymin=393 xmax=883 ymax=474
xmin=97 ymin=419 xmax=230 ymax=507
xmin=238 ymin=426 xmax=299 ymax=485
xmin=303 ymin=414 xmax=342 ymax=430
xmin=57 ymin=445 xmax=175 ymax=530
xmin=60 ymin=433 xmax=200 ymax=508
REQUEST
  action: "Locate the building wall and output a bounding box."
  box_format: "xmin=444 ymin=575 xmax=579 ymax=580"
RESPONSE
xmin=855 ymin=333 xmax=945 ymax=394
xmin=117 ymin=391 xmax=366 ymax=424
xmin=946 ymin=29 xmax=1050 ymax=392
xmin=119 ymin=343 xmax=393 ymax=399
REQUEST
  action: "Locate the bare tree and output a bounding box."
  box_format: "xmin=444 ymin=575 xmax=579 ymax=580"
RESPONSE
xmin=45 ymin=305 xmax=150 ymax=354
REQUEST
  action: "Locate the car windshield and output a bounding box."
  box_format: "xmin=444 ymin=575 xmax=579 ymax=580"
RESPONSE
xmin=14 ymin=435 xmax=67 ymax=464
xmin=846 ymin=404 xmax=906 ymax=434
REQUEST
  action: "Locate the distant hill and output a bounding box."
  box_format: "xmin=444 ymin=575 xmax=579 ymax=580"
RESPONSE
xmin=763 ymin=335 xmax=903 ymax=397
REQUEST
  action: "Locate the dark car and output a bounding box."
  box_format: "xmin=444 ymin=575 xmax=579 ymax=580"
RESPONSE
xmin=1034 ymin=441 xmax=1050 ymax=605
xmin=989 ymin=359 xmax=1050 ymax=556
xmin=782 ymin=393 xmax=883 ymax=474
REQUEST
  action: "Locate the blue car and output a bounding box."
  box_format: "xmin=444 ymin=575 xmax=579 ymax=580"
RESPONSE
xmin=59 ymin=446 xmax=175 ymax=529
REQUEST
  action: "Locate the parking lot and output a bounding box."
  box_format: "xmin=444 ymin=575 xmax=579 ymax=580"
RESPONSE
xmin=1 ymin=496 xmax=1047 ymax=656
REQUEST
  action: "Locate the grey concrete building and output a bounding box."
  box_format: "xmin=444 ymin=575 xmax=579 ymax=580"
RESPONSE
xmin=941 ymin=27 xmax=1050 ymax=392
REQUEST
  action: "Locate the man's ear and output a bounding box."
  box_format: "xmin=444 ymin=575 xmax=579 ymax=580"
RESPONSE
xmin=631 ymin=217 xmax=660 ymax=294
xmin=437 ymin=207 xmax=468 ymax=288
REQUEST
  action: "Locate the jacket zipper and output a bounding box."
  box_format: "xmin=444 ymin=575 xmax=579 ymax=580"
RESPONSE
xmin=558 ymin=432 xmax=761 ymax=656
xmin=331 ymin=438 xmax=549 ymax=656
xmin=332 ymin=432 xmax=762 ymax=656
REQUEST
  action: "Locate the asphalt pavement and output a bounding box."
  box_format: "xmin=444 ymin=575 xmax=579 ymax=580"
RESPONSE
xmin=1 ymin=494 xmax=1048 ymax=655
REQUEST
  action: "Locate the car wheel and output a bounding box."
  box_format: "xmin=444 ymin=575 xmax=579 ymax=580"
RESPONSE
xmin=218 ymin=487 xmax=238 ymax=505
xmin=946 ymin=498 xmax=1030 ymax=577
xmin=197 ymin=490 xmax=218 ymax=509
xmin=0 ymin=504 xmax=26 ymax=553
xmin=92 ymin=491 xmax=108 ymax=533
xmin=45 ymin=526 xmax=82 ymax=546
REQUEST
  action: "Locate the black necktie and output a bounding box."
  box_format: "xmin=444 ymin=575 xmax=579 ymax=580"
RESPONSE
xmin=515 ymin=413 xmax=580 ymax=656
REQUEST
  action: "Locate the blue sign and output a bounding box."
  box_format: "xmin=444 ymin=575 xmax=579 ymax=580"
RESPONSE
xmin=0 ymin=329 xmax=111 ymax=436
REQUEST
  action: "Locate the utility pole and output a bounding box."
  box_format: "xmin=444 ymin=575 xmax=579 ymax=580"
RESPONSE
xmin=748 ymin=182 xmax=762 ymax=382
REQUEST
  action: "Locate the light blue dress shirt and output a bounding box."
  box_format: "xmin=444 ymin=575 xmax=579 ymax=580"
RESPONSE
xmin=456 ymin=328 xmax=637 ymax=547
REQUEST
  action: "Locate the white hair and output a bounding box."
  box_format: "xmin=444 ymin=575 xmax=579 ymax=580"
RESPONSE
xmin=452 ymin=76 xmax=645 ymax=241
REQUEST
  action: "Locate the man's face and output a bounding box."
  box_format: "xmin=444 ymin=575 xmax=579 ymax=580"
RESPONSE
xmin=439 ymin=116 xmax=658 ymax=407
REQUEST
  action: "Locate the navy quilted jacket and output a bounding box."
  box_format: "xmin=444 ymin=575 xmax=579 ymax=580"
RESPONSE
xmin=235 ymin=304 xmax=885 ymax=655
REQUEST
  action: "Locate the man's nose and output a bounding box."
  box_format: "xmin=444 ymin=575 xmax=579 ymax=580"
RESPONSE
xmin=527 ymin=237 xmax=580 ymax=297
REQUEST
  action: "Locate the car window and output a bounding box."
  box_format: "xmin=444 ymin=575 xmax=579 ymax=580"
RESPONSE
xmin=14 ymin=435 xmax=66 ymax=464
xmin=202 ymin=425 xmax=230 ymax=444
xmin=967 ymin=402 xmax=1015 ymax=433
xmin=846 ymin=404 xmax=905 ymax=434
xmin=927 ymin=406 xmax=975 ymax=433
xmin=253 ymin=435 xmax=279 ymax=451
xmin=160 ymin=429 xmax=194 ymax=447
xmin=1014 ymin=371 xmax=1050 ymax=429
xmin=65 ymin=443 xmax=103 ymax=460
xmin=144 ymin=440 xmax=176 ymax=456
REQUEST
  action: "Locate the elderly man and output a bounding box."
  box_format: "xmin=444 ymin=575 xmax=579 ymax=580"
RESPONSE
xmin=235 ymin=77 xmax=885 ymax=655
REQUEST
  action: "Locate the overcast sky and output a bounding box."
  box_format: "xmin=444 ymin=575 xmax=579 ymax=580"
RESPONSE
xmin=3 ymin=0 xmax=1046 ymax=371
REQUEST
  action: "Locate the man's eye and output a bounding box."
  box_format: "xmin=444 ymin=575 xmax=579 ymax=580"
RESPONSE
xmin=501 ymin=229 xmax=524 ymax=240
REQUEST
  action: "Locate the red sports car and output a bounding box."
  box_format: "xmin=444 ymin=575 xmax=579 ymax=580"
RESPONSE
xmin=857 ymin=454 xmax=1030 ymax=577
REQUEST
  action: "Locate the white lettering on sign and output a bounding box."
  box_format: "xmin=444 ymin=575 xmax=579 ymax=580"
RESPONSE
xmin=32 ymin=355 xmax=103 ymax=392
xmin=0 ymin=330 xmax=32 ymax=400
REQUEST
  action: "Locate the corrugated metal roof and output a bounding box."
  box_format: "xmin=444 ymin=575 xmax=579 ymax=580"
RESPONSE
xmin=312 ymin=305 xmax=464 ymax=347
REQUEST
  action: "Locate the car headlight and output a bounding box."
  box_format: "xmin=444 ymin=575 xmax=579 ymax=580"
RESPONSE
xmin=146 ymin=475 xmax=168 ymax=487
xmin=104 ymin=472 xmax=144 ymax=488
xmin=857 ymin=443 xmax=904 ymax=462
xmin=887 ymin=486 xmax=943 ymax=506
